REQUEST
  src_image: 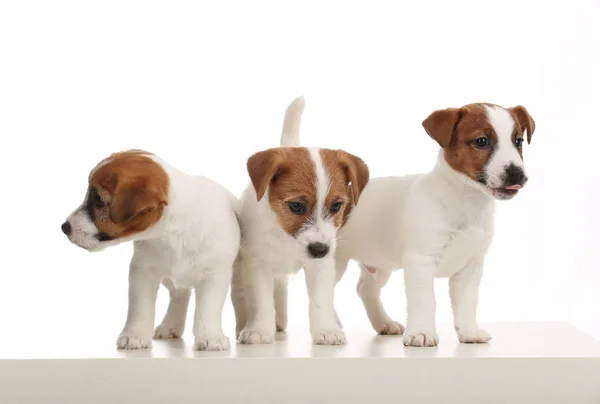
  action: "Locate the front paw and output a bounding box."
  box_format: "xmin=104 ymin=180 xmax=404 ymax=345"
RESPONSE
xmin=117 ymin=334 xmax=152 ymax=350
xmin=312 ymin=329 xmax=346 ymax=345
xmin=403 ymin=329 xmax=439 ymax=347
xmin=456 ymin=327 xmax=491 ymax=343
xmin=194 ymin=334 xmax=231 ymax=351
xmin=154 ymin=323 xmax=184 ymax=339
xmin=238 ymin=328 xmax=274 ymax=344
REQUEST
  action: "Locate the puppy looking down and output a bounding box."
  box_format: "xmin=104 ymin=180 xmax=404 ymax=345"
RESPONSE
xmin=62 ymin=150 xmax=241 ymax=350
xmin=333 ymin=103 xmax=536 ymax=346
xmin=231 ymin=97 xmax=369 ymax=345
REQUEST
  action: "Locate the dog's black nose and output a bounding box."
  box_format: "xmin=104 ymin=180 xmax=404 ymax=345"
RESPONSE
xmin=307 ymin=242 xmax=329 ymax=259
xmin=504 ymin=164 xmax=527 ymax=186
xmin=61 ymin=221 xmax=72 ymax=236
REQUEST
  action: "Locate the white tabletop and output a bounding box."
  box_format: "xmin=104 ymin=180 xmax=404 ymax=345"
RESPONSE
xmin=2 ymin=321 xmax=599 ymax=360
xmin=2 ymin=322 xmax=600 ymax=404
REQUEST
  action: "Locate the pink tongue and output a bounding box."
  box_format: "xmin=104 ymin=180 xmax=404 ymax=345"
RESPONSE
xmin=504 ymin=184 xmax=522 ymax=190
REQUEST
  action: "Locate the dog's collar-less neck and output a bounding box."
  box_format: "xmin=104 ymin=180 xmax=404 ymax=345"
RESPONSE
xmin=432 ymin=150 xmax=494 ymax=203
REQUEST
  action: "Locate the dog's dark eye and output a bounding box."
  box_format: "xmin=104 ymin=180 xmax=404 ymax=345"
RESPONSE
xmin=94 ymin=198 xmax=106 ymax=209
xmin=93 ymin=193 xmax=106 ymax=209
xmin=288 ymin=201 xmax=305 ymax=215
xmin=89 ymin=189 xmax=106 ymax=209
xmin=330 ymin=201 xmax=343 ymax=213
xmin=474 ymin=137 xmax=489 ymax=149
xmin=515 ymin=138 xmax=524 ymax=149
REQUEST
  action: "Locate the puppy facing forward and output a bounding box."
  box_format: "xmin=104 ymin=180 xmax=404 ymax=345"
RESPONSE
xmin=335 ymin=103 xmax=536 ymax=346
xmin=62 ymin=150 xmax=241 ymax=350
xmin=231 ymin=97 xmax=369 ymax=345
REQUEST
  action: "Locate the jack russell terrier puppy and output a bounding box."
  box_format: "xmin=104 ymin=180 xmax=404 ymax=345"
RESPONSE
xmin=332 ymin=103 xmax=536 ymax=347
xmin=61 ymin=150 xmax=241 ymax=351
xmin=231 ymin=97 xmax=369 ymax=345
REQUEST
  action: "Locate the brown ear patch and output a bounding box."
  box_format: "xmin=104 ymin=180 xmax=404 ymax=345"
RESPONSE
xmin=336 ymin=150 xmax=369 ymax=204
xmin=87 ymin=150 xmax=169 ymax=240
xmin=422 ymin=108 xmax=462 ymax=148
xmin=509 ymin=105 xmax=536 ymax=144
xmin=320 ymin=149 xmax=370 ymax=228
xmin=247 ymin=148 xmax=285 ymax=201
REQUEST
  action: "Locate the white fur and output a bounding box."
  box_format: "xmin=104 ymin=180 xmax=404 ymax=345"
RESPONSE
xmin=67 ymin=204 xmax=105 ymax=251
xmin=484 ymin=105 xmax=527 ymax=189
xmin=297 ymin=148 xmax=337 ymax=248
xmin=280 ymin=96 xmax=305 ymax=147
xmin=65 ymin=157 xmax=241 ymax=351
xmin=335 ymin=108 xmax=523 ymax=346
xmin=231 ymin=97 xmax=345 ymax=345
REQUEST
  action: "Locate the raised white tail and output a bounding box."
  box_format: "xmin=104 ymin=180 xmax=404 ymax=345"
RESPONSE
xmin=280 ymin=96 xmax=305 ymax=147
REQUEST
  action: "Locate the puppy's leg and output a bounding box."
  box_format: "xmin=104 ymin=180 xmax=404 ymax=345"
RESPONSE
xmin=117 ymin=266 xmax=160 ymax=350
xmin=238 ymin=264 xmax=276 ymax=344
xmin=154 ymin=278 xmax=191 ymax=339
xmin=231 ymin=257 xmax=247 ymax=339
xmin=274 ymin=276 xmax=288 ymax=332
xmin=192 ymin=268 xmax=231 ymax=351
xmin=402 ymin=254 xmax=438 ymax=347
xmin=304 ymin=257 xmax=346 ymax=345
xmin=333 ymin=257 xmax=350 ymax=328
xmin=357 ymin=266 xmax=404 ymax=335
xmin=449 ymin=257 xmax=491 ymax=343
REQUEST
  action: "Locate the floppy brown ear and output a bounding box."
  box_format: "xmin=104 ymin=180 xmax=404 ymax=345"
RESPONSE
xmin=509 ymin=105 xmax=536 ymax=144
xmin=422 ymin=108 xmax=462 ymax=148
xmin=247 ymin=149 xmax=284 ymax=201
xmin=110 ymin=179 xmax=168 ymax=224
xmin=337 ymin=151 xmax=370 ymax=204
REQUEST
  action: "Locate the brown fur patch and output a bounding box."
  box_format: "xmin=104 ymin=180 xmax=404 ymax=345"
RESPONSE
xmin=444 ymin=104 xmax=498 ymax=182
xmin=509 ymin=105 xmax=536 ymax=144
xmin=422 ymin=107 xmax=461 ymax=148
xmin=247 ymin=147 xmax=316 ymax=236
xmin=320 ymin=149 xmax=370 ymax=227
xmin=87 ymin=150 xmax=169 ymax=240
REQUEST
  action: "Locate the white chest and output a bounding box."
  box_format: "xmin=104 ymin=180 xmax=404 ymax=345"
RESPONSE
xmin=434 ymin=217 xmax=494 ymax=278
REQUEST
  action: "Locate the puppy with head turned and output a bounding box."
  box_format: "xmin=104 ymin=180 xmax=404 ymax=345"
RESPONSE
xmin=62 ymin=150 xmax=241 ymax=351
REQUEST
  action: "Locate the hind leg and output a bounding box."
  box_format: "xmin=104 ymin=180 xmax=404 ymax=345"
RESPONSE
xmin=154 ymin=278 xmax=191 ymax=339
xmin=274 ymin=277 xmax=288 ymax=332
xmin=231 ymin=258 xmax=247 ymax=339
xmin=356 ymin=266 xmax=404 ymax=335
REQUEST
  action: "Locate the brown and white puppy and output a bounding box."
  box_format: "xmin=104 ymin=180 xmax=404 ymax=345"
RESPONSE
xmin=62 ymin=150 xmax=241 ymax=351
xmin=231 ymin=97 xmax=369 ymax=345
xmin=334 ymin=103 xmax=536 ymax=346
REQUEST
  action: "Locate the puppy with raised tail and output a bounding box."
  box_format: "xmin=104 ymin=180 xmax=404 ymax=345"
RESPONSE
xmin=62 ymin=150 xmax=240 ymax=351
xmin=334 ymin=103 xmax=536 ymax=346
xmin=232 ymin=97 xmax=369 ymax=345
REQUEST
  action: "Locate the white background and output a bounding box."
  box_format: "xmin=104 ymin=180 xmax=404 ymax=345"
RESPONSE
xmin=1 ymin=0 xmax=598 ymax=347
